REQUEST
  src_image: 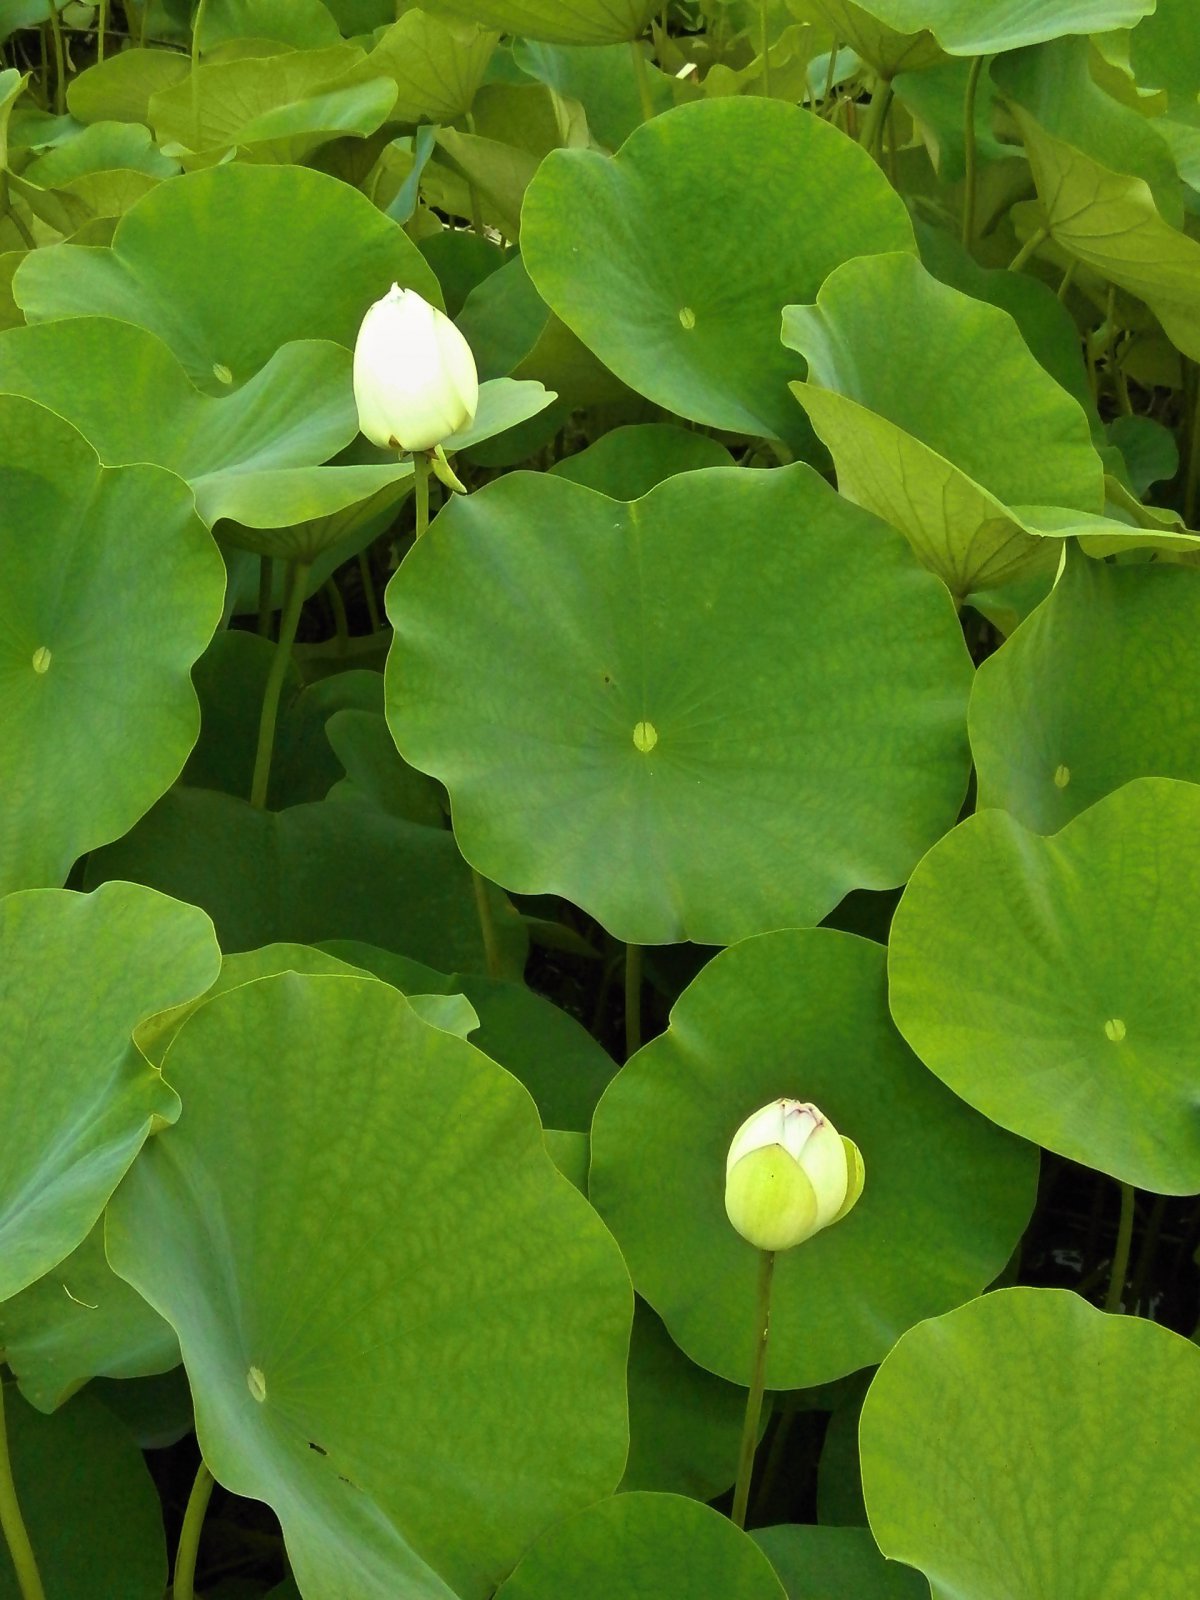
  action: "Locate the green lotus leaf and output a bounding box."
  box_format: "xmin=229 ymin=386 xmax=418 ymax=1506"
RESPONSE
xmin=1013 ymin=105 xmax=1200 ymax=362
xmin=0 ymin=396 xmax=224 ymax=891
xmin=321 ymin=939 xmax=616 ymax=1130
xmin=87 ymin=786 xmax=527 ymax=979
xmin=621 ymin=1301 xmax=751 ymax=1500
xmin=752 ymin=1525 xmax=928 ymax=1600
xmin=495 ymin=1492 xmax=786 ymax=1600
xmin=0 ymin=1219 xmax=178 ymax=1413
xmin=0 ymin=881 xmax=219 ymax=1304
xmin=860 ymin=1288 xmax=1200 ymax=1599
xmin=837 ymin=0 xmax=1153 ymax=54
xmin=433 ymin=0 xmax=656 ymax=46
xmin=0 ymin=1388 xmax=167 ymax=1600
xmin=67 ymin=48 xmax=190 ymax=125
xmin=889 ymin=777 xmax=1200 ymax=1192
xmin=149 ymin=45 xmax=397 ymax=167
xmin=384 ymin=465 xmax=971 ymax=946
xmin=341 ymin=9 xmax=497 ymax=123
xmin=12 ymin=161 xmax=441 ymax=392
xmin=969 ymin=551 xmax=1200 ymax=833
xmin=106 ymin=972 xmax=633 ymax=1600
xmin=783 ymin=252 xmax=1102 ymax=599
xmin=19 ymin=119 xmax=179 ymax=183
xmin=1130 ymin=0 xmax=1200 ymax=98
xmin=196 ymin=0 xmax=344 ymax=51
xmin=590 ymin=929 xmax=1037 ymax=1387
xmin=522 ymin=97 xmax=915 ymax=445
xmin=325 ymin=708 xmax=445 ymax=825
xmin=794 ymin=1 xmax=943 ymax=77
xmin=549 ymin=422 xmax=733 ymax=498
xmin=514 ymin=38 xmax=674 ymax=152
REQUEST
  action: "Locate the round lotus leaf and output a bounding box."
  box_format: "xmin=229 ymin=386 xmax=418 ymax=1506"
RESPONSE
xmin=495 ymin=1492 xmax=786 ymax=1600
xmin=860 ymin=1287 xmax=1200 ymax=1599
xmin=522 ymin=97 xmax=915 ymax=446
xmin=434 ymin=0 xmax=655 ymax=46
xmin=549 ymin=422 xmax=734 ymax=499
xmin=621 ymin=1300 xmax=751 ymax=1499
xmin=889 ymin=776 xmax=1200 ymax=1193
xmin=589 ymin=929 xmax=1037 ymax=1387
xmin=845 ymin=0 xmax=1154 ymax=54
xmin=12 ymin=162 xmax=440 ymax=392
xmin=105 ymin=973 xmax=632 ymax=1600
xmin=0 ymin=881 xmax=219 ymax=1305
xmin=384 ymin=465 xmax=971 ymax=946
xmin=0 ymin=1387 xmax=167 ymax=1600
xmin=0 ymin=1218 xmax=178 ymax=1414
xmin=970 ymin=551 xmax=1200 ymax=832
xmin=783 ymin=252 xmax=1101 ymax=599
xmin=0 ymin=396 xmax=224 ymax=893
xmin=752 ymin=1525 xmax=929 ymax=1600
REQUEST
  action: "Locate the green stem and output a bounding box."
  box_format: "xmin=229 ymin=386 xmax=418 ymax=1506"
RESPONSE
xmin=960 ymin=54 xmax=984 ymax=248
xmin=858 ymin=77 xmax=893 ymax=163
xmin=821 ymin=40 xmax=840 ymax=114
xmin=98 ymin=0 xmax=109 ymax=62
xmin=1105 ymin=1182 xmax=1136 ymax=1314
xmin=630 ymin=38 xmax=655 ymax=124
xmin=250 ymin=559 xmax=309 ymax=809
xmin=463 ymin=111 xmax=486 ymax=237
xmin=45 ymin=4 xmax=65 ymax=115
xmin=413 ymin=452 xmax=431 ymax=539
xmin=1185 ymin=361 xmax=1200 ymax=527
xmin=256 ymin=555 xmax=274 ymax=638
xmin=471 ymin=869 xmax=502 ymax=979
xmin=190 ymin=0 xmax=207 ymax=139
xmin=0 ymin=173 xmax=35 ymax=250
xmin=324 ymin=576 xmax=348 ymax=653
xmin=730 ymin=1250 xmax=775 ymax=1530
xmin=624 ymin=942 xmax=642 ymax=1059
xmin=1007 ymin=225 xmax=1048 ymax=273
xmin=758 ymin=1 xmax=771 ymax=97
xmin=172 ymin=1459 xmax=214 ymax=1600
xmin=0 ymin=1373 xmax=46 ymax=1600
xmin=137 ymin=0 xmax=148 ymax=47
xmin=1128 ymin=1193 xmax=1167 ymax=1313
xmin=357 ymin=548 xmax=382 ymax=634
xmin=1056 ymin=259 xmax=1078 ymax=302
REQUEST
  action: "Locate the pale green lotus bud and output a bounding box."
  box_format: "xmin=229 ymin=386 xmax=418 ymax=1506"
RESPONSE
xmin=352 ymin=285 xmax=479 ymax=454
xmin=724 ymin=1099 xmax=864 ymax=1253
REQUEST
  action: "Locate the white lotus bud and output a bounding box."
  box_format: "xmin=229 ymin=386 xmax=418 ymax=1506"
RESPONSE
xmin=352 ymin=285 xmax=479 ymax=453
xmin=724 ymin=1099 xmax=864 ymax=1253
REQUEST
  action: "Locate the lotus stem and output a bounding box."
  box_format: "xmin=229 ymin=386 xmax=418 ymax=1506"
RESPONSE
xmin=172 ymin=1459 xmax=214 ymax=1600
xmin=631 ymin=39 xmax=655 ymax=125
xmin=624 ymin=943 xmax=643 ymax=1059
xmin=961 ymin=55 xmax=984 ymax=247
xmin=730 ymin=1249 xmax=775 ymax=1529
xmin=1104 ymin=1182 xmax=1136 ymax=1314
xmin=0 ymin=1371 xmax=46 ymax=1600
xmin=250 ymin=559 xmax=310 ymax=809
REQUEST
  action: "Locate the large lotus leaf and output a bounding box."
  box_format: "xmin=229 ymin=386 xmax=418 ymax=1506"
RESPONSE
xmin=0 ymin=315 xmax=415 ymax=530
xmin=752 ymin=1525 xmax=929 ymax=1600
xmin=838 ymin=0 xmax=1153 ymax=53
xmin=87 ymin=786 xmax=527 ymax=978
xmin=106 ymin=973 xmax=633 ymax=1600
xmin=432 ymin=0 xmax=656 ymax=45
xmin=0 ymin=1388 xmax=167 ymax=1600
xmin=889 ymin=777 xmax=1200 ymax=1193
xmin=67 ymin=48 xmax=191 ymax=124
xmin=495 ymin=1492 xmax=786 ymax=1600
xmin=384 ymin=465 xmax=971 ymax=946
xmin=148 ymin=45 xmax=397 ymax=167
xmin=196 ymin=0 xmax=344 ymax=50
xmin=1013 ymin=107 xmax=1200 ymax=362
xmin=341 ymin=9 xmax=497 ymax=123
xmin=549 ymin=422 xmax=733 ymax=498
xmin=794 ymin=1 xmax=943 ymax=76
xmin=12 ymin=161 xmax=441 ymax=392
xmin=1130 ymin=0 xmax=1200 ymax=98
xmin=321 ymin=940 xmax=615 ymax=1130
xmin=860 ymin=1288 xmax=1200 ymax=1599
xmin=0 ymin=1220 xmax=178 ymax=1413
xmin=621 ymin=1300 xmax=750 ymax=1499
xmin=970 ymin=552 xmax=1200 ymax=833
xmin=522 ymin=97 xmax=915 ymax=446
xmin=995 ymin=39 xmax=1182 ymax=222
xmin=0 ymin=882 xmax=219 ymax=1304
xmin=0 ymin=396 xmax=224 ymax=891
xmin=590 ymin=929 xmax=1037 ymax=1387
xmin=783 ymin=252 xmax=1102 ymax=599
